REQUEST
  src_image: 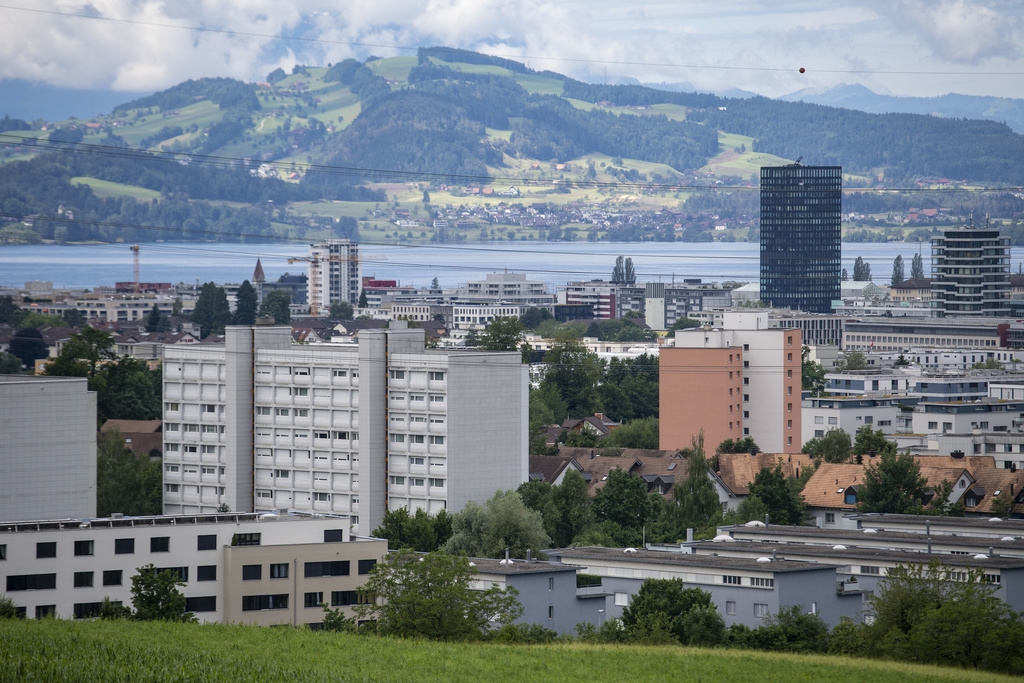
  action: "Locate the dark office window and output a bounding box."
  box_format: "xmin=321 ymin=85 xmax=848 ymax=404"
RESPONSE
xmin=324 ymin=529 xmax=344 ymax=543
xmin=331 ymin=590 xmax=360 ymax=606
xmin=74 ymin=540 xmax=94 ymax=556
xmin=232 ymin=533 xmax=261 ymax=546
xmin=6 ymin=574 xmax=56 ymax=591
xmin=103 ymin=570 xmax=123 ymax=586
xmin=36 ymin=542 xmax=56 ymax=559
xmin=242 ymin=564 xmax=262 ymax=581
xmin=197 ymin=565 xmax=217 ymax=582
xmin=73 ymin=602 xmax=102 ymax=619
xmin=156 ymin=566 xmax=188 ymax=582
xmin=197 ymin=534 xmax=217 ymax=551
xmin=304 ymin=561 xmax=350 ymax=578
xmin=73 ymin=571 xmax=94 ymax=588
xmin=114 ymin=538 xmax=135 ymax=554
xmin=304 ymin=592 xmax=324 ymax=608
xmin=186 ymin=596 xmax=217 ymax=613
xmin=270 ymin=563 xmax=289 ymax=579
xmin=150 ymin=537 xmax=170 ymax=553
xmin=358 ymin=559 xmax=377 ymax=575
xmin=241 ymin=594 xmax=288 ymax=611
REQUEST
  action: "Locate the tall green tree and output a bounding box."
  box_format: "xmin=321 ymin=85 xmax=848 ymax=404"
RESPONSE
xmin=371 ymin=508 xmax=452 ymax=551
xmin=445 ymin=490 xmax=550 ymax=559
xmin=358 ymin=289 xmax=368 ymax=307
xmin=853 ymin=425 xmax=897 ymax=456
xmin=144 ymin=304 xmax=169 ymax=333
xmin=604 ymin=417 xmax=659 ymax=449
xmin=593 ymin=467 xmax=655 ymax=539
xmin=355 ymin=549 xmax=522 ymax=641
xmin=853 ymin=256 xmax=871 ymax=281
xmin=479 ymin=316 xmax=525 ymax=352
xmin=911 ymin=252 xmax=925 ymax=280
xmin=748 ymin=463 xmax=805 ymax=525
xmin=328 ymin=300 xmax=354 ymax=320
xmin=620 ymin=579 xmax=723 ymax=646
xmin=130 ymin=565 xmax=194 ymax=622
xmin=857 ymin=450 xmax=928 ymax=513
xmin=836 ymin=350 xmax=869 ymax=371
xmin=891 ymin=255 xmax=905 ymax=286
xmin=233 ymin=280 xmax=258 ymax=326
xmin=96 ymin=427 xmax=162 ymax=517
xmin=7 ymin=328 xmax=48 ymax=368
xmin=520 ymin=307 xmax=552 ymax=329
xmin=802 ymin=428 xmax=853 ymax=463
xmin=669 ymin=433 xmax=721 ymax=534
xmin=258 ymin=289 xmax=291 ymax=324
xmin=544 ymin=468 xmax=594 ymax=547
xmin=192 ymin=282 xmax=231 ymax=337
xmin=541 ymin=332 xmax=603 ymax=418
xmin=0 ymin=352 xmax=22 ymax=374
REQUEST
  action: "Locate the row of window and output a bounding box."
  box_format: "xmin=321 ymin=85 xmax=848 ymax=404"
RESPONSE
xmin=389 ymin=394 xmax=446 ymax=404
xmin=241 ymin=558 xmax=375 ymax=581
xmin=722 ymin=575 xmax=774 ymax=588
xmin=389 ymin=434 xmax=446 ymax=445
xmin=389 ymin=370 xmax=445 ymax=381
xmin=165 ymin=424 xmax=225 ymax=434
xmin=389 ymin=477 xmax=445 ymax=487
xmin=6 ymin=566 xmax=217 ymax=592
xmin=14 ymin=536 xmax=202 ymax=560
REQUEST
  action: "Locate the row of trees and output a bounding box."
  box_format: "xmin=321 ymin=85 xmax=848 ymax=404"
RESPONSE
xmin=191 ymin=280 xmax=290 ymax=337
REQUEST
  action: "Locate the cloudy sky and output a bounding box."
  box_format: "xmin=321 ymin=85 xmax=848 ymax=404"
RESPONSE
xmin=1 ymin=0 xmax=1022 ymax=99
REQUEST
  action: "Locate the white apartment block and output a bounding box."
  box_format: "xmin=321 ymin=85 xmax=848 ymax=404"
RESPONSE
xmin=463 ymin=272 xmax=548 ymax=301
xmin=162 ymin=322 xmax=527 ymax=535
xmin=308 ymin=239 xmax=361 ymax=310
xmin=0 ymin=512 xmax=386 ymax=626
xmin=451 ymin=304 xmax=523 ymax=330
xmin=0 ymin=376 xmax=96 ymax=522
xmin=802 ymin=396 xmax=900 ymax=443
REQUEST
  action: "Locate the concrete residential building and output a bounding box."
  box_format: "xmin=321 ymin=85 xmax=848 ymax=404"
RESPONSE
xmin=802 ymin=396 xmax=900 ymax=442
xmin=0 ymin=376 xmax=96 ymax=521
xmin=931 ymin=225 xmax=1010 ymax=317
xmin=842 ymin=319 xmax=1008 ymax=352
xmin=463 ymin=272 xmax=548 ymax=301
xmin=548 ymin=547 xmax=860 ymax=628
xmin=911 ymin=399 xmax=1024 ymax=435
xmin=661 ymin=312 xmax=802 ymax=453
xmin=0 ymin=511 xmax=386 ymax=625
xmin=162 ymin=322 xmax=527 ymax=535
xmin=308 ymin=239 xmax=361 ymax=311
xmin=759 ymin=164 xmax=842 ymax=314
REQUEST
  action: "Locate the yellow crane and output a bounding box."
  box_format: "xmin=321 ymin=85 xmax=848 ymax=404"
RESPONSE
xmin=287 ymin=252 xmax=385 ymax=317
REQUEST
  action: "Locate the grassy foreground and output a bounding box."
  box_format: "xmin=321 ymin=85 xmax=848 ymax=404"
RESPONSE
xmin=0 ymin=620 xmax=1015 ymax=683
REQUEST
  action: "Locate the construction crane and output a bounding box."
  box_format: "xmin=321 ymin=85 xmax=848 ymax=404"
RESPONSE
xmin=287 ymin=252 xmax=385 ymax=317
xmin=129 ymin=244 xmax=141 ymax=294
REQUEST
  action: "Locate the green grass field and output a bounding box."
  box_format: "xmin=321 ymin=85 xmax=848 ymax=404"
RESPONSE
xmin=0 ymin=619 xmax=1013 ymax=683
xmin=70 ymin=176 xmax=161 ymax=200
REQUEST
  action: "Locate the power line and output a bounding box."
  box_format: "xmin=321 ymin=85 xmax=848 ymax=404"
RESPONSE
xmin=4 ymin=133 xmax=1023 ymax=196
xmin=2 ymin=4 xmax=1023 ymax=77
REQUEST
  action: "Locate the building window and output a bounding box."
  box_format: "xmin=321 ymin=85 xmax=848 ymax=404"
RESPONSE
xmin=35 ymin=605 xmax=56 ymax=619
xmin=548 ymin=606 xmax=554 ymax=620
xmin=726 ymin=601 xmax=736 ymax=615
xmin=186 ymin=596 xmax=216 ymax=613
xmin=409 ymin=435 xmax=425 ymax=444
xmin=614 ymin=593 xmax=629 ymax=607
xmin=314 ymin=492 xmax=331 ymax=502
xmin=723 ymin=575 xmax=741 ymax=585
xmin=305 ymin=592 xmax=324 ymax=608
xmin=242 ymin=565 xmax=263 ymax=581
xmin=115 ymin=538 xmax=134 ymax=555
xmin=102 ymin=570 xmax=122 ymax=586
xmin=389 ymin=434 xmax=405 ymax=444
xmin=73 ymin=571 xmax=94 ymax=588
xmin=549 ymin=577 xmax=555 ymax=591
xmin=429 ymin=436 xmax=445 ymax=445
xmin=6 ymin=574 xmax=56 ymax=592
xmin=156 ymin=567 xmax=188 ymax=582
xmin=430 ymin=395 xmax=445 ymax=404
xmin=825 ymin=513 xmax=835 ymax=524
xmin=305 ymin=561 xmax=350 ymax=577
xmin=270 ymin=563 xmax=289 ymax=579
xmin=861 ymin=566 xmax=881 ymax=575
xmin=197 ymin=565 xmax=217 ymax=581
xmin=202 ymin=404 xmax=216 ymax=414
xmin=36 ymin=542 xmax=56 ymax=559
xmin=429 ymin=478 xmax=445 ymax=488
xmin=241 ymin=594 xmax=289 ymax=611
xmin=754 ymin=603 xmax=769 ymax=618
xmin=73 ymin=602 xmax=103 ymax=619
xmin=358 ymin=559 xmax=377 ymax=575
xmin=750 ymin=577 xmax=774 ymax=588
xmin=331 ymin=590 xmax=361 ymax=606
xmin=390 ymin=370 xmax=405 ymax=380
xmin=74 ymin=540 xmax=94 ymax=556
xmin=429 ymin=371 xmax=445 ymax=381
xmin=197 ymin=535 xmax=217 ymax=551
xmin=151 ymin=537 xmax=170 ymax=553
xmin=256 ymin=406 xmax=271 ymax=416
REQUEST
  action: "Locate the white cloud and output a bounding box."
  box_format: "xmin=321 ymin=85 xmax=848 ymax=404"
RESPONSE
xmin=0 ymin=1 xmax=1022 ymax=98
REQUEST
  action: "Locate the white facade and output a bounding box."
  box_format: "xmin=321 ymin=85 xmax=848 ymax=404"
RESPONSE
xmin=911 ymin=400 xmax=1024 ymax=436
xmin=162 ymin=323 xmax=527 ymax=535
xmin=0 ymin=376 xmax=96 ymax=522
xmin=463 ymin=272 xmax=548 ymax=299
xmin=0 ymin=512 xmax=384 ymax=624
xmin=802 ymin=397 xmax=899 ymax=443
xmin=451 ymin=304 xmax=523 ymax=330
xmin=308 ymin=239 xmax=361 ymax=311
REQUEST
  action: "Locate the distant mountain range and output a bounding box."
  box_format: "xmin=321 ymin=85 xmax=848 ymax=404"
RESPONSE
xmin=780 ymin=83 xmax=1024 ymax=134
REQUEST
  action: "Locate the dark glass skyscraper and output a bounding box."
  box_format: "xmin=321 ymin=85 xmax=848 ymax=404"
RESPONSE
xmin=760 ymin=164 xmax=842 ymax=313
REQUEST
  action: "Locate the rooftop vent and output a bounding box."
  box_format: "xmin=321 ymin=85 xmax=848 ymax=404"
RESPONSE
xmin=832 ymin=544 xmax=847 ymax=550
xmin=624 ymin=547 xmax=638 ymax=554
xmin=756 ymin=557 xmax=771 ymax=563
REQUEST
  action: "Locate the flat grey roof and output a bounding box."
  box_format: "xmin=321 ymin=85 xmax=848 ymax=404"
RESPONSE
xmin=721 ymin=524 xmax=1024 ymax=551
xmin=470 ymin=558 xmax=581 ymax=576
xmin=849 ymin=513 xmax=1024 ymax=531
xmin=551 ymin=546 xmax=839 ymax=574
xmin=0 ymin=511 xmax=349 ymax=534
xmin=684 ymin=540 xmax=1024 ymax=569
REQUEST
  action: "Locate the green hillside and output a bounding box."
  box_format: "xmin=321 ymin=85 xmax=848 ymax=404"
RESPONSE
xmin=0 ymin=619 xmax=1013 ymax=683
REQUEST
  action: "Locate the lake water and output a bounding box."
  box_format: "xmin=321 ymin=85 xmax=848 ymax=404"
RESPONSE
xmin=0 ymin=241 xmax=1018 ymax=290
